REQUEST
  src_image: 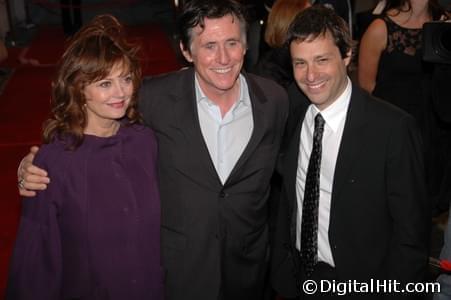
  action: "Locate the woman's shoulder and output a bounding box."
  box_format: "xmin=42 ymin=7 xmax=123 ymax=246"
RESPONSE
xmin=34 ymin=139 xmax=72 ymax=173
xmin=123 ymin=123 xmax=155 ymax=137
xmin=362 ymin=17 xmax=387 ymax=48
xmin=121 ymin=123 xmax=157 ymax=147
xmin=120 ymin=123 xmax=158 ymax=159
xmin=367 ymin=16 xmax=388 ymax=32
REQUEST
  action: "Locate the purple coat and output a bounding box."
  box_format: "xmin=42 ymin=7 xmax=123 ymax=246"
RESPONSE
xmin=6 ymin=124 xmax=163 ymax=300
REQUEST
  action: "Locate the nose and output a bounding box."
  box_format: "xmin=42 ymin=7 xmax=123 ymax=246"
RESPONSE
xmin=114 ymin=81 xmax=126 ymax=98
xmin=216 ymin=45 xmax=230 ymax=65
xmin=305 ymin=65 xmax=318 ymax=82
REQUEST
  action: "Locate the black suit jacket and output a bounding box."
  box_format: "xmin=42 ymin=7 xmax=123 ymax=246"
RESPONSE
xmin=271 ymin=83 xmax=430 ymax=299
xmin=139 ymin=67 xmax=288 ymax=300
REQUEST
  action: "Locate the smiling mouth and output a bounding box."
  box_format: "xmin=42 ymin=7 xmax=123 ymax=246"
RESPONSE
xmin=212 ymin=67 xmax=232 ymax=74
xmin=108 ymin=101 xmax=126 ymax=109
xmin=306 ymin=81 xmax=326 ymax=90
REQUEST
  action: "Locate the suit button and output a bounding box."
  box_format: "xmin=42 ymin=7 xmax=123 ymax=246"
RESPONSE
xmin=219 ymin=191 xmax=228 ymax=198
xmin=348 ymin=178 xmax=355 ymax=183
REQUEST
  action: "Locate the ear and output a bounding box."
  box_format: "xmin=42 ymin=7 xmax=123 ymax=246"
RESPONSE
xmin=344 ymin=48 xmax=352 ymax=67
xmin=180 ymin=41 xmax=193 ymax=63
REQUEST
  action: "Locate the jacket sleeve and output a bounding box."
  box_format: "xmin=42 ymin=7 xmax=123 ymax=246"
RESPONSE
xmin=6 ymin=154 xmax=63 ymax=300
xmin=385 ymin=114 xmax=430 ymax=288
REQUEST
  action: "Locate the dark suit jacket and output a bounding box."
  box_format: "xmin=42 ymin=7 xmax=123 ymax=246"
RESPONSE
xmin=271 ymin=83 xmax=430 ymax=299
xmin=138 ymin=67 xmax=288 ymax=300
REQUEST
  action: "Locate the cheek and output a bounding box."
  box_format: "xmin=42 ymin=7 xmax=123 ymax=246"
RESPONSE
xmin=293 ymin=69 xmax=305 ymax=82
xmin=125 ymin=85 xmax=134 ymax=96
xmin=84 ymin=89 xmax=106 ymax=103
xmin=231 ymin=48 xmax=246 ymax=61
xmin=191 ymin=52 xmax=211 ymax=69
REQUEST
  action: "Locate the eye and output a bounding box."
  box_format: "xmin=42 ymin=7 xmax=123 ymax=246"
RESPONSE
xmin=293 ymin=61 xmax=306 ymax=68
xmin=99 ymin=81 xmax=111 ymax=88
xmin=317 ymin=58 xmax=329 ymax=64
xmin=227 ymin=40 xmax=238 ymax=47
xmin=204 ymin=43 xmax=216 ymax=50
xmin=123 ymin=75 xmax=133 ymax=84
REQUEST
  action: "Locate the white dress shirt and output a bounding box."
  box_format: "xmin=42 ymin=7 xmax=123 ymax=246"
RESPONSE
xmin=296 ymin=78 xmax=352 ymax=267
xmin=195 ymin=74 xmax=254 ymax=184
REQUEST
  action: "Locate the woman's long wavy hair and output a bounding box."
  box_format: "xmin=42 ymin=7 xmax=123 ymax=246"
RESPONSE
xmin=43 ymin=14 xmax=142 ymax=149
xmin=383 ymin=0 xmax=447 ymax=20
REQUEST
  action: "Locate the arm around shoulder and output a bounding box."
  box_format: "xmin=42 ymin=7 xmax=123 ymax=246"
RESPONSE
xmin=18 ymin=146 xmax=50 ymax=197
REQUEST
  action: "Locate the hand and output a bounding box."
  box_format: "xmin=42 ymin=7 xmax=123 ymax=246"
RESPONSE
xmin=17 ymin=146 xmax=50 ymax=197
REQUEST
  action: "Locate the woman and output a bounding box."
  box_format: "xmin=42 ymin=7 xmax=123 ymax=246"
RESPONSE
xmin=358 ymin=0 xmax=448 ymax=210
xmin=252 ymin=0 xmax=310 ymax=89
xmin=358 ymin=0 xmax=447 ymax=119
xmin=6 ymin=15 xmax=163 ymax=299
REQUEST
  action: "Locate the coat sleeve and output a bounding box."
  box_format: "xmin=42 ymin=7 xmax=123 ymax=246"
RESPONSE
xmin=6 ymin=153 xmax=63 ymax=300
xmin=385 ymin=114 xmax=430 ymax=286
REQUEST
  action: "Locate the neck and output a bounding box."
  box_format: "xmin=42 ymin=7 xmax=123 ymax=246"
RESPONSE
xmin=390 ymin=1 xmax=431 ymax=26
xmin=198 ymin=75 xmax=241 ymax=118
xmin=409 ymin=1 xmax=429 ymax=17
xmin=84 ymin=120 xmax=120 ymax=137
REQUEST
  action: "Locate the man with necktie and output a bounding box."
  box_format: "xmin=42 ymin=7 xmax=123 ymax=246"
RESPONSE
xmin=271 ymin=5 xmax=429 ymax=299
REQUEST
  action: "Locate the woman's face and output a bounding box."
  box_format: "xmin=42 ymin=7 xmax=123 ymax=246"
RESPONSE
xmin=83 ymin=63 xmax=133 ymax=129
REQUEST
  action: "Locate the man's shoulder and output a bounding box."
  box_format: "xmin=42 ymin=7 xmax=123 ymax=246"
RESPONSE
xmin=245 ymin=73 xmax=288 ymax=113
xmin=246 ymin=72 xmax=286 ymax=95
xmin=353 ymin=85 xmax=413 ymax=121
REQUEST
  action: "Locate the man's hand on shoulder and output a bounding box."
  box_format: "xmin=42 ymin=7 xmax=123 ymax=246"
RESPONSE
xmin=18 ymin=146 xmax=50 ymax=197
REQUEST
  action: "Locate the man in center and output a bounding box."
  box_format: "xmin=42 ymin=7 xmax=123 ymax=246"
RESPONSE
xmin=131 ymin=1 xmax=288 ymax=298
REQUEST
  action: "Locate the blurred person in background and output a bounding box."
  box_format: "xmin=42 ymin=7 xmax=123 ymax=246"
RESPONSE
xmin=358 ymin=0 xmax=449 ymax=214
xmin=252 ymin=0 xmax=310 ymax=89
xmin=60 ymin=0 xmax=82 ymax=35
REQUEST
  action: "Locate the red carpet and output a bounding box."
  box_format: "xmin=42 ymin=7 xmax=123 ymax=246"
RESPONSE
xmin=18 ymin=24 xmax=181 ymax=74
xmin=0 ymin=23 xmax=181 ymax=297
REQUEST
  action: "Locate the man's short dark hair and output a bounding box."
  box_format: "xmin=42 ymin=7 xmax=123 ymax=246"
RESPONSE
xmin=177 ymin=0 xmax=248 ymax=53
xmin=286 ymin=5 xmax=352 ymax=58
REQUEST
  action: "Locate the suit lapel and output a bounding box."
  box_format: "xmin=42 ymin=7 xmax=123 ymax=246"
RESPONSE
xmin=172 ymin=68 xmax=222 ymax=187
xmin=226 ymin=73 xmax=268 ymax=185
xmin=283 ymin=86 xmax=310 ymax=245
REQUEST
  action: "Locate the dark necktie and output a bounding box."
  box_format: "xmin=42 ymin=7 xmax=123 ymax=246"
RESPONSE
xmin=300 ymin=113 xmax=325 ymax=277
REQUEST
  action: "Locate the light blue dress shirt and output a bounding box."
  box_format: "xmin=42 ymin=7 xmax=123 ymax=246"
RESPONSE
xmin=195 ymin=74 xmax=254 ymax=184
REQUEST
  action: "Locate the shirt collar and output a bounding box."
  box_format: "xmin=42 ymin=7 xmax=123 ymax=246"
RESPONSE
xmin=307 ymin=77 xmax=352 ymax=132
xmin=194 ymin=73 xmax=251 ymax=108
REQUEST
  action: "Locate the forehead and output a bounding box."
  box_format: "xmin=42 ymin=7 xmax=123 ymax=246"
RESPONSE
xmin=290 ymin=31 xmax=338 ymax=58
xmin=192 ymin=15 xmax=243 ymax=41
